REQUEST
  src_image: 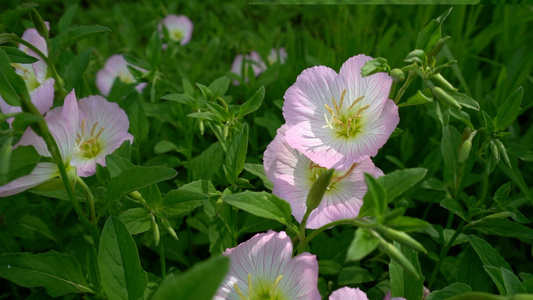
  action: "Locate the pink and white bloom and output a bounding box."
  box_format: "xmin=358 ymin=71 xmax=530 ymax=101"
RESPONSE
xmin=231 ymin=51 xmax=266 ymax=85
xmin=264 ymin=124 xmax=383 ymax=229
xmin=215 ymin=230 xmax=320 ymax=300
xmin=282 ymin=54 xmax=399 ymax=170
xmin=96 ymin=54 xmax=147 ymax=97
xmin=0 ymin=91 xmax=133 ymax=197
xmin=70 ymin=95 xmax=133 ymax=177
xmin=330 ymin=287 xmax=369 ymax=300
xmin=267 ymin=48 xmax=287 ymax=66
xmin=158 ymin=14 xmax=193 ymax=45
xmin=0 ymin=91 xmax=77 ymax=197
xmin=0 ymin=25 xmax=54 ymax=121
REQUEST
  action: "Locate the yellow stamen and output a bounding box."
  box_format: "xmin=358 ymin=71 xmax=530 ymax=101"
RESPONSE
xmin=233 ymin=283 xmax=247 ymax=300
xmin=331 ymin=163 xmax=358 ymax=184
xmin=331 ymin=96 xmax=340 ymax=115
xmin=324 ymin=104 xmax=334 ymax=116
xmin=348 ymin=95 xmax=365 ymax=111
xmin=269 ymin=275 xmax=283 ymax=296
xmin=248 ymin=274 xmax=253 ymax=299
xmin=338 ymin=89 xmax=347 ymax=110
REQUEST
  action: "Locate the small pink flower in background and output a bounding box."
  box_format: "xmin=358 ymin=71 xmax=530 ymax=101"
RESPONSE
xmin=383 ymin=291 xmax=407 ymax=300
xmin=70 ymin=95 xmax=133 ymax=177
xmin=264 ymin=124 xmax=383 ymax=229
xmin=0 ymin=25 xmax=54 ymax=121
xmin=230 ymin=51 xmax=266 ymax=85
xmin=282 ymin=54 xmax=399 ymax=170
xmin=158 ymin=14 xmax=193 ymax=45
xmin=267 ymin=48 xmax=287 ymax=66
xmin=96 ymin=54 xmax=147 ymax=97
xmin=330 ymin=287 xmax=369 ymax=300
xmin=0 ymin=90 xmax=133 ymax=196
xmin=215 ymin=230 xmax=321 ymax=300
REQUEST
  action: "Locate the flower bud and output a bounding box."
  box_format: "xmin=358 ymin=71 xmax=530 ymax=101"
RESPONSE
xmin=0 ymin=137 xmax=13 ymax=185
xmin=458 ymin=140 xmax=472 ymax=163
xmin=160 ymin=217 xmax=179 ymax=241
xmin=432 ymin=73 xmax=457 ymax=91
xmin=306 ymin=168 xmax=335 ymax=214
xmin=30 ymin=8 xmax=49 ymax=39
xmin=490 ymin=140 xmax=500 ymax=163
xmin=494 ymin=139 xmax=511 ymax=168
xmin=151 ymin=214 xmax=160 ymax=246
xmin=379 ymin=226 xmax=427 ymax=254
xmin=433 ymin=87 xmax=461 ymax=109
xmin=390 ymin=68 xmax=405 ymax=82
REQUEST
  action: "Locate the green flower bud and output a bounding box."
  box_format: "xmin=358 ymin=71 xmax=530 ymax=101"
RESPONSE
xmin=404 ymin=49 xmax=427 ymax=69
xmin=30 ymin=8 xmax=49 ymax=39
xmin=427 ymin=36 xmax=451 ymax=59
xmin=432 ymin=73 xmax=457 ymax=92
xmin=390 ymin=68 xmax=405 ymax=82
xmin=494 ymin=139 xmax=511 ymax=169
xmin=160 ymin=217 xmax=179 ymax=241
xmin=458 ymin=140 xmax=472 ymax=163
xmin=433 ymin=87 xmax=461 ymax=109
xmin=151 ymin=215 xmax=160 ymax=246
xmin=306 ymin=168 xmax=335 ymax=214
xmin=379 ymin=226 xmax=427 ymax=254
xmin=0 ymin=137 xmax=13 ymax=185
xmin=490 ymin=140 xmax=500 ymax=164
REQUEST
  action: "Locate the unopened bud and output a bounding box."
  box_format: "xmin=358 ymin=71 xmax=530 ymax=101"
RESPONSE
xmin=29 ymin=8 xmax=49 ymax=39
xmin=494 ymin=139 xmax=511 ymax=168
xmin=390 ymin=68 xmax=405 ymax=82
xmin=379 ymin=226 xmax=427 ymax=254
xmin=433 ymin=87 xmax=461 ymax=109
xmin=490 ymin=140 xmax=500 ymax=163
xmin=160 ymin=217 xmax=179 ymax=241
xmin=458 ymin=140 xmax=472 ymax=163
xmin=151 ymin=215 xmax=160 ymax=246
xmin=432 ymin=73 xmax=457 ymax=91
xmin=0 ymin=137 xmax=13 ymax=185
xmin=306 ymin=168 xmax=335 ymax=213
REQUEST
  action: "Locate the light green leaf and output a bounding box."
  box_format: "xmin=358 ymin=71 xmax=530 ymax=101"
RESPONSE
xmin=237 ymin=86 xmax=265 ymax=119
xmin=346 ymin=228 xmax=380 ymax=262
xmin=244 ymin=163 xmax=274 ymax=190
xmin=359 ymin=173 xmax=387 ymax=218
xmin=377 ymin=168 xmax=427 ymax=203
xmin=223 ymin=191 xmax=293 ymax=228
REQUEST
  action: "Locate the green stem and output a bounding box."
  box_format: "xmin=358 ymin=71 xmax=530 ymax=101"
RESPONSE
xmin=159 ymin=240 xmax=166 ymax=279
xmin=388 ymin=80 xmax=397 ymax=100
xmin=428 ymin=220 xmax=466 ymax=289
xmin=76 ymin=176 xmax=97 ymax=224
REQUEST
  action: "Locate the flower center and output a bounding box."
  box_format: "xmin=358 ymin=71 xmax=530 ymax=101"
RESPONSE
xmin=118 ymin=70 xmax=135 ymax=84
xmin=170 ymin=30 xmax=184 ymax=42
xmin=75 ymin=119 xmax=104 ymax=159
xmin=12 ymin=63 xmax=40 ymax=92
xmin=323 ymin=89 xmax=368 ymax=139
xmin=309 ymin=161 xmax=358 ymax=192
xmin=233 ymin=274 xmax=287 ymax=300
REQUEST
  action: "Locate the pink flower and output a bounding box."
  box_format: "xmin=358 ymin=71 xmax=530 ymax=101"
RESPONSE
xmin=264 ymin=124 xmax=383 ymax=229
xmin=267 ymin=48 xmax=287 ymax=66
xmin=282 ymin=54 xmax=399 ymax=170
xmin=158 ymin=14 xmax=193 ymax=45
xmin=70 ymin=95 xmax=133 ymax=177
xmin=330 ymin=287 xmax=369 ymax=300
xmin=96 ymin=54 xmax=147 ymax=97
xmin=0 ymin=91 xmax=133 ymax=196
xmin=215 ymin=230 xmax=320 ymax=300
xmin=231 ymin=51 xmax=266 ymax=85
xmin=0 ymin=25 xmax=54 ymax=121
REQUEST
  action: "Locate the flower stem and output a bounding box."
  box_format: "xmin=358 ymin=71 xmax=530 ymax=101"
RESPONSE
xmin=76 ymin=176 xmax=97 ymax=225
xmin=394 ymin=70 xmax=416 ymax=104
xmin=159 ymin=239 xmax=166 ymax=279
xmin=428 ymin=220 xmax=465 ymax=289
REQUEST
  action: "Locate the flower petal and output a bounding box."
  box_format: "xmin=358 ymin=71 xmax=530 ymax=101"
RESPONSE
xmin=0 ymin=162 xmax=59 ymax=197
xmin=329 ymin=287 xmax=370 ymax=300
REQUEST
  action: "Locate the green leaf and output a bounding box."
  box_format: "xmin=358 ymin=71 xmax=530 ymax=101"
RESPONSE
xmin=426 ymin=283 xmax=473 ymax=300
xmin=468 ymin=218 xmax=533 ymax=240
xmin=398 ymin=89 xmax=433 ymax=107
xmin=338 ymin=266 xmax=375 ymax=285
xmin=126 ymin=99 xmax=149 ymax=143
xmin=346 ymin=228 xmax=380 ymax=262
xmin=494 ymin=87 xmax=523 ymax=131
xmin=237 ymin=86 xmax=265 ymax=119
xmin=441 ymin=197 xmax=469 ymax=221
xmin=85 ymin=247 xmax=101 ymax=295
xmin=146 ymin=30 xmax=161 ymax=68
xmin=359 ymin=173 xmax=387 ymax=218
xmin=223 ymin=191 xmax=293 ymax=228
xmin=225 ymin=123 xmax=249 ymax=181
xmin=0 ymin=251 xmax=93 ymax=297
xmin=377 ymin=168 xmax=427 ymax=203
xmin=389 ymin=242 xmax=425 ymax=299
xmin=0 ymin=137 xmax=12 ymax=185
xmin=151 ymin=256 xmax=229 ymax=300
xmin=0 ymin=46 xmax=38 ymax=63
xmin=57 ymin=25 xmax=111 ymax=50
xmin=98 ymin=216 xmax=147 ymax=300
xmin=502 ymin=267 xmax=527 ymax=295
xmin=243 ymin=163 xmax=274 ymax=190
xmin=57 ymin=4 xmax=78 ymax=32
xmin=483 ymin=265 xmax=506 ymax=295
xmin=467 ymin=235 xmax=512 ymax=271
xmin=8 ymin=145 xmax=40 ymax=182
xmin=360 ymin=57 xmax=390 ymax=77
xmin=159 ymin=188 xmax=208 ymax=217
xmin=447 ymin=90 xmax=480 ymax=111
xmin=386 ymin=216 xmax=435 ymax=234
xmin=161 ymin=93 xmax=196 ymax=105
xmin=63 ymin=47 xmax=92 ymax=91
xmin=208 ymin=76 xmax=230 ymax=98
xmin=11 ymin=112 xmax=41 ymax=132
xmin=118 ymin=208 xmax=151 ymax=235
xmin=416 ymin=7 xmax=452 ymax=53
xmin=0 ymin=48 xmax=30 ymax=106
xmin=441 ymin=125 xmax=461 ymax=183
xmin=105 ymin=154 xmax=134 ymax=178
xmin=318 ymin=260 xmax=342 ymax=276
xmin=457 ymin=246 xmax=493 ymax=293
xmin=105 ymin=166 xmax=177 ymax=202
xmin=404 ymin=49 xmax=427 ymax=67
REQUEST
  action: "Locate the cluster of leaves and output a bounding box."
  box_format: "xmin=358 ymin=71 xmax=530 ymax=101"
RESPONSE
xmin=0 ymin=1 xmax=532 ymax=300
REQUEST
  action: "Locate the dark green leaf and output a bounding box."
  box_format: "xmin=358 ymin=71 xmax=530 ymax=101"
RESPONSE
xmin=1 ymin=46 xmax=38 ymax=64
xmin=494 ymin=87 xmax=523 ymax=131
xmin=447 ymin=90 xmax=480 ymax=111
xmin=378 ymin=168 xmax=427 ymax=203
xmin=105 ymin=166 xmax=177 ymax=202
xmin=225 ymin=123 xmax=248 ymax=181
xmin=146 ymin=30 xmax=161 ymax=68
xmin=12 ymin=112 xmax=41 ymax=133
xmin=161 ymin=93 xmax=196 ymax=105
xmin=118 ymin=208 xmax=151 ymax=235
xmin=0 ymin=48 xmax=30 ymax=106
xmin=126 ymin=99 xmax=149 ymax=143
xmin=105 ymin=154 xmax=134 ymax=178
xmin=426 ymin=283 xmax=473 ymax=300
xmin=389 ymin=242 xmax=425 ymax=299
xmin=468 ymin=218 xmax=533 ymax=240
xmin=208 ymin=76 xmax=230 ymax=98
xmin=63 ymin=47 xmax=92 ymax=91
xmin=98 ymin=216 xmax=147 ymax=300
xmin=483 ymin=265 xmax=506 ymax=295
xmin=244 ymin=163 xmax=274 ymax=190
xmin=151 ymin=256 xmax=229 ymax=300
xmin=318 ymin=260 xmax=342 ymax=276
xmin=467 ymin=235 xmax=512 ymax=271
xmin=338 ymin=266 xmax=375 ymax=285
xmin=457 ymin=246 xmax=493 ymax=293
xmin=159 ymin=188 xmax=208 ymax=217
xmin=0 ymin=251 xmax=93 ymax=297
xmin=8 ymin=145 xmax=40 ymax=182
xmin=416 ymin=8 xmax=452 ymax=53
xmin=57 ymin=4 xmax=78 ymax=32
xmin=441 ymin=197 xmax=468 ymax=221
xmin=502 ymin=267 xmax=527 ymax=295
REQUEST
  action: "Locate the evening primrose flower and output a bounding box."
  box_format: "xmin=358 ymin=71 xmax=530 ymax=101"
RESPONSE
xmin=330 ymin=287 xmax=369 ymax=300
xmin=215 ymin=230 xmax=320 ymax=300
xmin=0 ymin=91 xmax=77 ymax=197
xmin=267 ymin=48 xmax=287 ymax=66
xmin=282 ymin=54 xmax=399 ymax=170
xmin=231 ymin=51 xmax=266 ymax=85
xmin=96 ymin=54 xmax=147 ymax=97
xmin=264 ymin=124 xmax=383 ymax=229
xmin=158 ymin=14 xmax=193 ymax=45
xmin=70 ymin=95 xmax=133 ymax=177
xmin=0 ymin=26 xmax=54 ymax=121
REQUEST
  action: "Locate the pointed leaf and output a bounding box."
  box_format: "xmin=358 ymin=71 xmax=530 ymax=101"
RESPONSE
xmin=223 ymin=191 xmax=293 ymax=228
xmin=494 ymin=87 xmax=523 ymax=131
xmin=237 ymin=86 xmax=265 ymax=119
xmin=378 ymin=168 xmax=427 ymax=203
xmin=105 ymin=166 xmax=177 ymax=202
